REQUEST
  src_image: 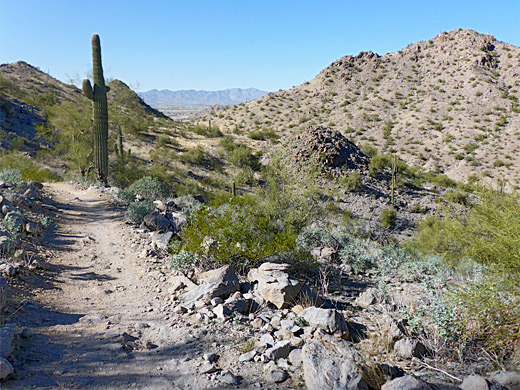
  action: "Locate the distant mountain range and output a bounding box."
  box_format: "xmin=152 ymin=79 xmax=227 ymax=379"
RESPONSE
xmin=138 ymin=88 xmax=269 ymax=106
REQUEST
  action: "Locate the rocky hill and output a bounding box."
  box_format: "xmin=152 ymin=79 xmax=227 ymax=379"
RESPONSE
xmin=139 ymin=87 xmax=268 ymax=106
xmin=200 ymin=29 xmax=520 ymax=188
xmin=0 ymin=61 xmax=173 ymax=149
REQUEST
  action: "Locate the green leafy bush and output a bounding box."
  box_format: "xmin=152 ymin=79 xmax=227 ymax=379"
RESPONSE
xmin=380 ymin=207 xmax=397 ymax=228
xmin=0 ymin=169 xmax=26 ymax=188
xmin=127 ymin=176 xmax=169 ymax=202
xmin=180 ymin=146 xmax=206 ymax=165
xmin=125 ymin=200 xmax=155 ymax=224
xmin=174 ymin=196 xmax=302 ymax=272
xmin=169 ymin=250 xmax=200 ymax=272
xmin=410 ymin=188 xmax=520 ymax=362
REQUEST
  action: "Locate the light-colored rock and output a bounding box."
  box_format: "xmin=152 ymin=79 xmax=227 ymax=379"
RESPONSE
xmin=381 ymin=375 xmax=460 ymax=390
xmin=250 ymin=317 xmax=264 ymax=329
xmin=290 ymin=337 xmax=304 ymax=348
xmin=239 ymin=349 xmax=257 ymax=362
xmin=491 ymin=371 xmax=520 ymax=389
xmin=263 ymin=361 xmax=288 ymax=383
xmin=150 ymin=231 xmax=173 ymax=250
xmin=288 ymin=348 xmax=303 ymax=366
xmin=213 ymin=304 xmax=232 ymax=320
xmin=199 ymin=362 xmax=219 ymax=374
xmin=393 ymin=338 xmax=427 ymax=359
xmin=460 ymin=375 xmax=508 ymax=390
xmin=224 ymin=293 xmax=251 ymax=314
xmin=220 ymin=370 xmax=239 ymax=385
xmin=302 ymin=336 xmax=368 ymax=390
xmin=0 ymin=356 xmax=13 ymax=380
xmin=169 ymin=212 xmax=188 ymax=233
xmin=299 ymin=306 xmax=349 ymax=338
xmin=180 ymin=265 xmax=239 ymax=303
xmin=355 ymin=287 xmax=378 ymax=308
xmin=259 ymin=333 xmax=275 ymax=347
xmin=248 ymin=262 xmax=302 ymax=309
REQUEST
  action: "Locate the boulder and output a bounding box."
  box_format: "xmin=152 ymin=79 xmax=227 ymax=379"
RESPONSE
xmin=393 ymin=338 xmax=427 ymax=359
xmin=25 ymin=221 xmax=40 ymax=235
xmin=0 ymin=356 xmax=13 ymax=380
xmin=224 ymin=293 xmax=252 ymax=314
xmin=302 ymin=336 xmax=368 ymax=390
xmin=150 ymin=231 xmax=173 ymax=250
xmin=355 ymin=287 xmax=378 ymax=308
xmin=265 ymin=340 xmax=291 ymax=361
xmin=460 ymin=375 xmax=509 ymax=390
xmin=143 ymin=211 xmax=171 ymax=232
xmin=168 ymin=212 xmax=188 ymax=233
xmin=248 ymin=262 xmax=302 ymax=309
xmin=180 ymin=265 xmax=239 ymax=303
xmin=23 ymin=187 xmax=40 ymax=200
xmin=263 ymin=361 xmax=288 ymax=383
xmin=491 ymin=371 xmax=520 ymax=389
xmin=0 ymin=324 xmax=16 ymax=358
xmin=299 ymin=306 xmax=348 ymax=339
xmin=381 ymin=375 xmax=460 ymax=390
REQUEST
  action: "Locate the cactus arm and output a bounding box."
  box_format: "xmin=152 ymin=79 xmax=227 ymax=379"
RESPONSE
xmin=82 ymin=79 xmax=93 ymax=99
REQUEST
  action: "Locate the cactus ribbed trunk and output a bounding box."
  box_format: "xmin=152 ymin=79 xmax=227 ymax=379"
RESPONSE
xmin=83 ymin=34 xmax=109 ymax=184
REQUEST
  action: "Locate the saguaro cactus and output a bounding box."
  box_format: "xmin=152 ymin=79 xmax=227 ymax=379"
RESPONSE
xmin=83 ymin=34 xmax=109 ymax=184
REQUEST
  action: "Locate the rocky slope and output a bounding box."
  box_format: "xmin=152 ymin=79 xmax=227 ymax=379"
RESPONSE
xmin=200 ymin=29 xmax=520 ymax=187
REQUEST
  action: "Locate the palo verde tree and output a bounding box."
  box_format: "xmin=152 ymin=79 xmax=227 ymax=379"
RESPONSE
xmin=82 ymin=33 xmax=110 ymax=184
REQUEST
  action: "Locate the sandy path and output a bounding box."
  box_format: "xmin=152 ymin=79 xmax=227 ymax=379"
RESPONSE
xmin=5 ymin=182 xmax=216 ymax=390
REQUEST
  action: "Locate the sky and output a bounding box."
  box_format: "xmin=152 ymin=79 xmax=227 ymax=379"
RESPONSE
xmin=1 ymin=1 xmax=519 ymax=92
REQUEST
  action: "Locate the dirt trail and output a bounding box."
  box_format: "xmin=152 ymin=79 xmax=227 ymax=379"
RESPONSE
xmin=6 ymin=182 xmax=217 ymax=389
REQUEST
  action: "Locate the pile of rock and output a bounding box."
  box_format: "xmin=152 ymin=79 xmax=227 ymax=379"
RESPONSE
xmin=166 ymin=262 xmax=520 ymax=389
xmin=284 ymin=125 xmax=370 ymax=175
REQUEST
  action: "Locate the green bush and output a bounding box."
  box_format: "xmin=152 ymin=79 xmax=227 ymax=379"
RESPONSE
xmin=0 ymin=169 xmax=26 ymax=188
xmin=444 ymin=189 xmax=470 ymax=206
xmin=341 ymin=171 xmax=363 ymax=191
xmin=175 ymin=198 xmax=299 ymax=272
xmin=180 ymin=146 xmax=206 ymax=165
xmin=410 ymin=188 xmax=520 ymax=362
xmin=169 ymin=250 xmax=200 ymax=273
xmin=248 ymin=128 xmax=279 ymax=141
xmin=380 ymin=207 xmax=397 ymax=228
xmin=127 ymin=176 xmax=169 ymax=201
xmin=126 ymin=200 xmax=155 ymax=224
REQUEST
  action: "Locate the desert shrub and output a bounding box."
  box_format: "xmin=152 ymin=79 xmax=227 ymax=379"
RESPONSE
xmin=169 ymin=250 xmax=200 ymax=273
xmin=125 ymin=200 xmax=155 ymax=224
xmin=180 ymin=146 xmax=206 ymax=165
xmin=410 ymin=188 xmax=520 ymax=362
xmin=0 ymin=153 xmax=59 ymax=183
xmin=0 ymin=169 xmax=26 ymax=188
xmin=37 ymin=215 xmax=55 ymax=230
xmin=248 ymin=128 xmax=279 ymax=141
xmin=126 ymin=176 xmax=169 ymax=201
xmin=380 ymin=207 xmax=397 ymax=228
xmin=169 ymin=195 xmax=202 ymax=214
xmin=341 ymin=171 xmax=363 ymax=191
xmin=296 ymin=226 xmax=338 ymax=251
xmin=189 ymin=124 xmax=223 ymax=138
xmin=219 ymin=136 xmax=260 ymax=171
xmin=174 ymin=197 xmax=302 ymax=272
xmin=338 ymin=237 xmax=377 ymax=273
xmin=444 ymin=189 xmax=470 ymax=206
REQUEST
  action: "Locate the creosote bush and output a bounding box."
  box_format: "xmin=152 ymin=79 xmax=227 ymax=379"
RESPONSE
xmin=380 ymin=207 xmax=397 ymax=228
xmin=410 ymin=188 xmax=520 ymax=364
xmin=125 ymin=200 xmax=155 ymax=225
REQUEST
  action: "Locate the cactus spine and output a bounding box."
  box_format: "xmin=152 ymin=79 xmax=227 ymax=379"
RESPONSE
xmin=83 ymin=34 xmax=109 ymax=184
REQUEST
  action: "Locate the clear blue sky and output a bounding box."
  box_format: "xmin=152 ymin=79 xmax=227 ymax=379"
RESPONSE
xmin=1 ymin=1 xmax=518 ymax=92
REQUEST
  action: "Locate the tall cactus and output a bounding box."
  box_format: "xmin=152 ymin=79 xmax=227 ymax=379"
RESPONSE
xmin=82 ymin=34 xmax=109 ymax=184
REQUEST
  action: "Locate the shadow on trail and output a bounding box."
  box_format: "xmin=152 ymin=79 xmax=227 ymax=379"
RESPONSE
xmin=69 ymin=271 xmax=116 ymax=281
xmin=7 ymin=322 xmax=243 ymax=389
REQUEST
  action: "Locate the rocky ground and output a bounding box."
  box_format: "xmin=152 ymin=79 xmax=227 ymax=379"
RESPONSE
xmin=1 ymin=182 xmax=519 ymax=389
